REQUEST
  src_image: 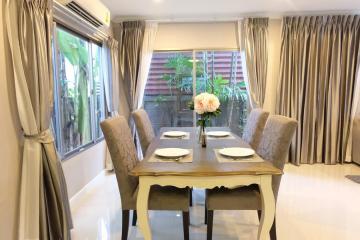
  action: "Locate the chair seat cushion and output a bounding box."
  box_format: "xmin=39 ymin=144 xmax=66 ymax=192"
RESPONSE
xmin=206 ymin=185 xmax=261 ymax=210
xmin=131 ymin=185 xmax=190 ymax=211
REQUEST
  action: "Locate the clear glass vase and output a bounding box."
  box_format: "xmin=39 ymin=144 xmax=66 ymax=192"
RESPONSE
xmin=199 ymin=124 xmax=207 ymax=148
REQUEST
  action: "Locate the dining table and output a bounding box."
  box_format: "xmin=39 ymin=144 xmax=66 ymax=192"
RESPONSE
xmin=130 ymin=127 xmax=282 ymax=240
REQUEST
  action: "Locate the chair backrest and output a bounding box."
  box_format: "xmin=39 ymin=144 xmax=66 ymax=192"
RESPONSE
xmin=100 ymin=116 xmax=139 ymax=209
xmin=257 ymin=115 xmax=297 ymax=200
xmin=132 ymin=109 xmax=155 ymax=155
xmin=242 ymin=108 xmax=270 ymax=149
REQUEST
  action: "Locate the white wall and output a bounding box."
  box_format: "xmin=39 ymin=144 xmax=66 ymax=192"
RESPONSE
xmin=154 ymin=22 xmax=238 ymax=50
xmin=62 ymin=142 xmax=106 ymax=198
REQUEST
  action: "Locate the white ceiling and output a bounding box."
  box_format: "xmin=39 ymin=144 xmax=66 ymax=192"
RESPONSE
xmin=101 ymin=0 xmax=360 ymax=22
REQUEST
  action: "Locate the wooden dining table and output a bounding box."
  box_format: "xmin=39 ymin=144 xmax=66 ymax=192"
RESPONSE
xmin=130 ymin=127 xmax=282 ymax=240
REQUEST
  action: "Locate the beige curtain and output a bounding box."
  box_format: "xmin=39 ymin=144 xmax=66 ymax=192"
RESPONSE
xmin=119 ymin=21 xmax=146 ymax=112
xmin=5 ymin=0 xmax=72 ymax=239
xmin=103 ymin=37 xmax=120 ymax=170
xmin=116 ymin=21 xmax=145 ymax=156
xmin=239 ymin=18 xmax=269 ymax=108
xmin=276 ymin=16 xmax=360 ymax=165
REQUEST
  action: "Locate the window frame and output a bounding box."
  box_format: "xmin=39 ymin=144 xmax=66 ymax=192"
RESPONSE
xmin=144 ymin=49 xmax=249 ymax=132
xmin=52 ymin=22 xmax=106 ymax=160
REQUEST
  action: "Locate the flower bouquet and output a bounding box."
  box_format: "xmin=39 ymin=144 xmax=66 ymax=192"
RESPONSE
xmin=189 ymin=93 xmax=221 ymax=147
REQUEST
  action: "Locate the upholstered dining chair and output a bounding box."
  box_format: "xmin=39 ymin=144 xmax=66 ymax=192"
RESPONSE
xmin=242 ymin=108 xmax=270 ymax=150
xmin=205 ymin=115 xmax=297 ymax=240
xmin=101 ymin=116 xmax=190 ymax=240
xmin=132 ymin=109 xmax=155 ymax=156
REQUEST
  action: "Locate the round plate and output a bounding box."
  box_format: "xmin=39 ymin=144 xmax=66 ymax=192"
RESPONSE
xmin=219 ymin=147 xmax=255 ymax=158
xmin=155 ymin=148 xmax=190 ymax=158
xmin=207 ymin=131 xmax=230 ymax=137
xmin=163 ymin=131 xmax=187 ymax=138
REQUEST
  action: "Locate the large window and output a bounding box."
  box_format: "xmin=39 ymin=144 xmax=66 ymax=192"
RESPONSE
xmin=143 ymin=50 xmax=248 ymax=136
xmin=52 ymin=26 xmax=106 ymax=158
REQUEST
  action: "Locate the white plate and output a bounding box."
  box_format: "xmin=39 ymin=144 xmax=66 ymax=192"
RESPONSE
xmin=207 ymin=131 xmax=230 ymax=137
xmin=155 ymin=148 xmax=190 ymax=158
xmin=219 ymin=147 xmax=255 ymax=158
xmin=163 ymin=131 xmax=187 ymax=138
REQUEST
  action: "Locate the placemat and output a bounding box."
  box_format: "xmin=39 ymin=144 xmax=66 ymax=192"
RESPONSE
xmin=148 ymin=149 xmax=193 ymax=163
xmin=214 ymin=149 xmax=264 ymax=163
xmin=160 ymin=132 xmax=190 ymax=140
xmin=207 ymin=133 xmax=236 ymax=140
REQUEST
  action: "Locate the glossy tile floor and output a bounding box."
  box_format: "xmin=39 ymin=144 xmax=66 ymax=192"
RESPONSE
xmin=70 ymin=163 xmax=360 ymax=240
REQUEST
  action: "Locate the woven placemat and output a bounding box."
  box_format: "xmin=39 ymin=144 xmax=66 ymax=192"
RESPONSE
xmin=214 ymin=149 xmax=264 ymax=163
xmin=148 ymin=149 xmax=193 ymax=163
xmin=160 ymin=132 xmax=190 ymax=140
xmin=207 ymin=133 xmax=236 ymax=140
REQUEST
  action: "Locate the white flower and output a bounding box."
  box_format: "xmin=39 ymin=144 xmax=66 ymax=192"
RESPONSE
xmin=204 ymin=93 xmax=220 ymax=112
xmin=194 ymin=93 xmax=220 ymax=114
xmin=194 ymin=93 xmax=207 ymax=114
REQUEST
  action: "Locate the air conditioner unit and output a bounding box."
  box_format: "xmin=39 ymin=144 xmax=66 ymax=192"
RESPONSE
xmin=57 ymin=0 xmax=111 ymax=28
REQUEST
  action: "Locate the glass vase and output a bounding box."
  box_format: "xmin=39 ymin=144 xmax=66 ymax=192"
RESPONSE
xmin=199 ymin=124 xmax=207 ymax=148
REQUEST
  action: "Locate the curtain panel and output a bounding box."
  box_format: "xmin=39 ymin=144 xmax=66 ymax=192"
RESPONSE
xmin=239 ymin=18 xmax=269 ymax=109
xmin=276 ymin=15 xmax=360 ymax=165
xmin=135 ymin=22 xmax=158 ymax=109
xmin=116 ymin=21 xmax=146 ymax=157
xmin=103 ymin=37 xmax=120 ymax=170
xmin=5 ymin=0 xmax=72 ymax=239
xmin=119 ymin=21 xmax=146 ymax=112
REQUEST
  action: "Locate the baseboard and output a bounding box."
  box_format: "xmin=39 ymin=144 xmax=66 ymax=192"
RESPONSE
xmin=69 ymin=170 xmax=106 ymax=203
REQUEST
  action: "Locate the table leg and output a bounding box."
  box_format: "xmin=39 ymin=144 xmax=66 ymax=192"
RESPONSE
xmin=136 ymin=177 xmax=152 ymax=240
xmin=258 ymin=175 xmax=275 ymax=240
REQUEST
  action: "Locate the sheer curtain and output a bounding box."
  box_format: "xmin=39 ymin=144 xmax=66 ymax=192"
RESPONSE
xmin=135 ymin=22 xmax=158 ymax=110
xmin=276 ymin=16 xmax=360 ymax=165
xmin=238 ymin=18 xmax=269 ymax=109
xmin=103 ymin=37 xmax=120 ymax=170
xmin=5 ymin=0 xmax=72 ymax=239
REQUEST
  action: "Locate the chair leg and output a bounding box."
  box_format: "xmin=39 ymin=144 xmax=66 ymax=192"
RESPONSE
xmin=132 ymin=210 xmax=137 ymax=226
xmin=182 ymin=211 xmax=190 ymax=240
xmin=190 ymin=188 xmax=193 ymax=207
xmin=204 ymin=206 xmax=208 ymax=224
xmin=122 ymin=210 xmax=130 ymax=240
xmin=270 ymin=218 xmax=277 ymax=240
xmin=257 ymin=210 xmax=277 ymax=240
xmin=206 ymin=210 xmax=214 ymax=240
xmin=257 ymin=210 xmax=261 ymax=221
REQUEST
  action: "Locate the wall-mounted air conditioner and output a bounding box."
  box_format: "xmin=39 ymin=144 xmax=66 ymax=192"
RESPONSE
xmin=57 ymin=0 xmax=111 ymax=28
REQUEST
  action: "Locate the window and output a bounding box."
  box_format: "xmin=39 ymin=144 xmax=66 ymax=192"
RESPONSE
xmin=143 ymin=50 xmax=248 ymax=136
xmin=52 ymin=26 xmax=106 ymax=158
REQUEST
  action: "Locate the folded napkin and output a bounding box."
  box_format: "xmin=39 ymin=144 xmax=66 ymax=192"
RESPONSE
xmin=214 ymin=149 xmax=264 ymax=163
